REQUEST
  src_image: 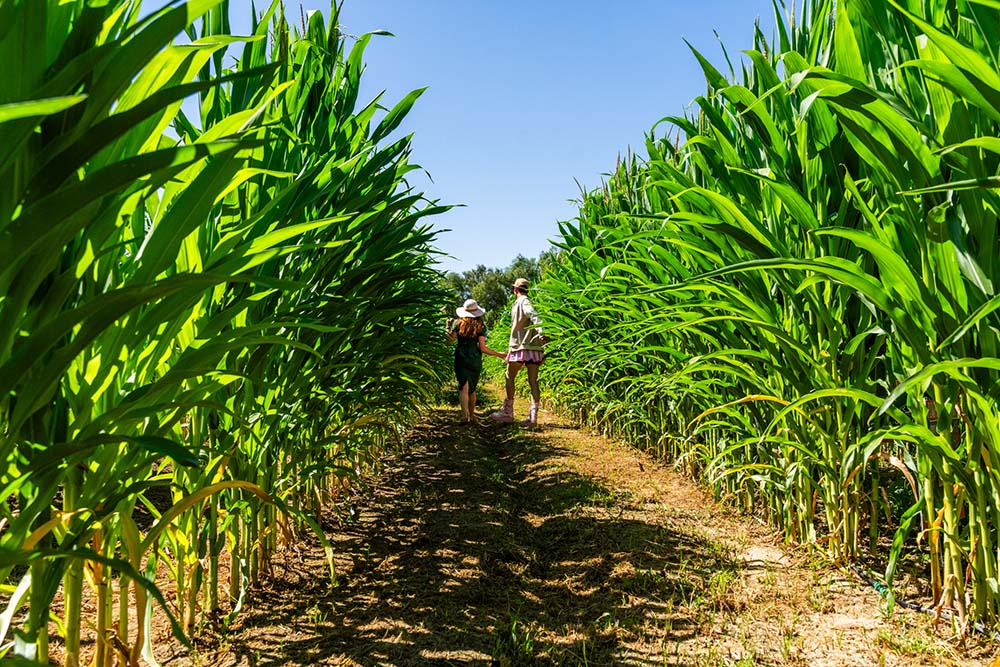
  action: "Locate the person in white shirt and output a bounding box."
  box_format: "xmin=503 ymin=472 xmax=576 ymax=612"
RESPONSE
xmin=490 ymin=278 xmax=547 ymax=425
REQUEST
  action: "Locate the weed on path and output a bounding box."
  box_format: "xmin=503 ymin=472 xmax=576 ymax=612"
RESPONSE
xmin=164 ymin=404 xmax=997 ymax=667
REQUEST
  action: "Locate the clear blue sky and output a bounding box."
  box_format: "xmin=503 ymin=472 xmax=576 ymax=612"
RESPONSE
xmin=153 ymin=0 xmax=783 ymax=273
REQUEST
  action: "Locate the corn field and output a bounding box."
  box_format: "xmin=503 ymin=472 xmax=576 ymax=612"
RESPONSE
xmin=0 ymin=0 xmax=447 ymax=664
xmin=537 ymin=0 xmax=1000 ymax=630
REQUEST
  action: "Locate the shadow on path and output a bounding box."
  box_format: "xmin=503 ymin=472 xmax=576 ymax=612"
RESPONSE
xmin=183 ymin=408 xmax=740 ymax=667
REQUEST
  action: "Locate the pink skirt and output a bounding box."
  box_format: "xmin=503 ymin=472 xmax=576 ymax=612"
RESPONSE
xmin=508 ymin=349 xmax=544 ymax=365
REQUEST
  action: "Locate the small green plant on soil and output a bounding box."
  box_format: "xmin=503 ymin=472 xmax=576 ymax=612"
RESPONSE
xmin=692 ymin=645 xmax=725 ymax=666
xmin=621 ymin=567 xmax=669 ymax=595
xmin=809 ymin=576 xmax=833 ymax=613
xmin=494 ymin=614 xmax=538 ymax=665
xmin=483 ymin=457 xmax=506 ymax=484
xmin=588 ymin=486 xmax=631 ymax=507
xmin=760 ymin=566 xmax=778 ymax=590
xmin=305 ymin=602 xmax=328 ymax=627
xmin=707 ymin=568 xmax=741 ymax=611
xmin=779 ymin=621 xmax=800 ymax=663
xmin=874 ymin=626 xmax=944 ymax=657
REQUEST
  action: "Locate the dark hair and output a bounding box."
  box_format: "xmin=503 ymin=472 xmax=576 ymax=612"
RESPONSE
xmin=515 ymin=286 xmax=528 ymax=295
xmin=456 ymin=317 xmax=485 ymax=338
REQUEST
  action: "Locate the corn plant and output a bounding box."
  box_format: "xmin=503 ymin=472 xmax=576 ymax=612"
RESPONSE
xmin=0 ymin=1 xmax=447 ymax=664
xmin=538 ymin=0 xmax=1000 ymax=629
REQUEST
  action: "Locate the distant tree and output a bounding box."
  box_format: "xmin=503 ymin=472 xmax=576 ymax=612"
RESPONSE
xmin=437 ymin=253 xmax=547 ymax=328
xmin=489 ymin=255 xmax=542 ymax=324
xmin=506 ymin=254 xmax=540 ymax=283
xmin=438 ymin=271 xmax=469 ymax=303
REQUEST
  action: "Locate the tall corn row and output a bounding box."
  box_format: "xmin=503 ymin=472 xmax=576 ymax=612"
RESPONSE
xmin=539 ymin=0 xmax=1000 ymax=628
xmin=0 ymin=1 xmax=447 ymax=664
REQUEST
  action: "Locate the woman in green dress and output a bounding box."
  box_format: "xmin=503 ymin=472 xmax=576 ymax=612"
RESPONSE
xmin=447 ymin=299 xmax=506 ymax=423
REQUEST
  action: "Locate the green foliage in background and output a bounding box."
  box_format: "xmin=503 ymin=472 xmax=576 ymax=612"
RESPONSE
xmin=537 ymin=0 xmax=1000 ymax=630
xmin=440 ymin=253 xmax=554 ymax=329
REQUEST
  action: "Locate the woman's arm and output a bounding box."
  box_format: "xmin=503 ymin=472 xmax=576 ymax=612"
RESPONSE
xmin=478 ymin=335 xmax=506 ymax=359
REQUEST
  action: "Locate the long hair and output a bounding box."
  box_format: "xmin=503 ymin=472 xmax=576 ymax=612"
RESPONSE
xmin=456 ymin=316 xmax=485 ymax=338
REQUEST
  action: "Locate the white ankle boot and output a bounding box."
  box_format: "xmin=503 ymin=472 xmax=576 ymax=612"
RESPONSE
xmin=521 ymin=402 xmax=538 ymax=426
xmin=490 ymin=399 xmax=514 ymax=422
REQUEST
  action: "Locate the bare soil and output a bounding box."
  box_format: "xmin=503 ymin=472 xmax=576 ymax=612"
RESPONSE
xmin=160 ymin=400 xmax=999 ymax=667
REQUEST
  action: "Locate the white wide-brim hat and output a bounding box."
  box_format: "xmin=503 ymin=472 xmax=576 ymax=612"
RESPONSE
xmin=456 ymin=299 xmax=486 ymax=318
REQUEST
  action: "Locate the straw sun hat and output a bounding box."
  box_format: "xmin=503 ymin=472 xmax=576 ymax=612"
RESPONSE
xmin=456 ymin=299 xmax=486 ymax=318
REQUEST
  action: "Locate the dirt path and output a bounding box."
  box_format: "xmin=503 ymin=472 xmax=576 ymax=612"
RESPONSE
xmin=163 ymin=403 xmax=996 ymax=667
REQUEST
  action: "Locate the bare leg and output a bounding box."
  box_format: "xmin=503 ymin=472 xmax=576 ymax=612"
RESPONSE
xmin=459 ymin=383 xmax=470 ymax=421
xmin=521 ymin=364 xmax=541 ymax=425
xmin=505 ymin=361 xmax=524 ymax=401
xmin=469 ymin=391 xmax=477 ymax=422
xmin=491 ymin=364 xmax=522 ymax=421
xmin=526 ymin=364 xmax=540 ymax=404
